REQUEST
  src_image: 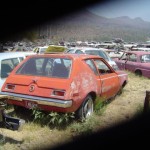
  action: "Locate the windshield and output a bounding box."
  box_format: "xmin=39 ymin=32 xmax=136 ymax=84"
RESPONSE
xmin=85 ymin=50 xmax=110 ymax=61
xmin=65 ymin=49 xmax=75 ymax=53
xmin=16 ymin=57 xmax=72 ymax=78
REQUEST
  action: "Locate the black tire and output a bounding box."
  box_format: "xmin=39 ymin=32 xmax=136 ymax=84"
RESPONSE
xmin=135 ymin=70 xmax=142 ymax=76
xmin=76 ymin=95 xmax=94 ymax=120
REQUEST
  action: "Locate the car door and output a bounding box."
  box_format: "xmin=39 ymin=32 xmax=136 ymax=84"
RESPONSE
xmin=125 ymin=53 xmax=138 ymax=72
xmin=93 ymin=59 xmax=120 ymax=100
xmin=115 ymin=52 xmax=128 ymax=70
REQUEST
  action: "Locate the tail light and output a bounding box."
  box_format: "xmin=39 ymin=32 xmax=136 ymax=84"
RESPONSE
xmin=52 ymin=90 xmax=65 ymax=96
xmin=5 ymin=84 xmax=15 ymax=90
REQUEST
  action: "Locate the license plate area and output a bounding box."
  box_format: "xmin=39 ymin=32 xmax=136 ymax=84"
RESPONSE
xmin=24 ymin=100 xmax=38 ymax=109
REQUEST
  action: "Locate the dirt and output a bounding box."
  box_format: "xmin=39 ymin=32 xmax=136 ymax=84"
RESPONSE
xmin=0 ymin=71 xmax=150 ymax=150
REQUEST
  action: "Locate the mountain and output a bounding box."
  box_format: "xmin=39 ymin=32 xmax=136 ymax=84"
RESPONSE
xmin=38 ymin=10 xmax=150 ymax=42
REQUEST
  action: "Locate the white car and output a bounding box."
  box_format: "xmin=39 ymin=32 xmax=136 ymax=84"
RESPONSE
xmin=0 ymin=52 xmax=36 ymax=91
xmin=64 ymin=47 xmax=118 ymax=70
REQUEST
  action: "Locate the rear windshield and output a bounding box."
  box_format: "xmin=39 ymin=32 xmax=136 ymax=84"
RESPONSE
xmin=16 ymin=57 xmax=72 ymax=78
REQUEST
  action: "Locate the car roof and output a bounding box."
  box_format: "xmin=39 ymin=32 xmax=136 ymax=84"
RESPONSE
xmin=26 ymin=53 xmax=102 ymax=60
xmin=124 ymin=51 xmax=150 ymax=55
xmin=70 ymin=47 xmax=102 ymax=50
xmin=0 ymin=52 xmax=30 ymax=60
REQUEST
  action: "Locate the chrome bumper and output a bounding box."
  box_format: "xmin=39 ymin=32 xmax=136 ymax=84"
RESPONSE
xmin=0 ymin=92 xmax=72 ymax=108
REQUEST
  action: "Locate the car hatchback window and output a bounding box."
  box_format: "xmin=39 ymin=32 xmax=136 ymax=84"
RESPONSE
xmin=16 ymin=57 xmax=72 ymax=78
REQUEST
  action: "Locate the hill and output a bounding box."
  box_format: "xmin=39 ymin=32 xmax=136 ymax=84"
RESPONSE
xmin=36 ymin=10 xmax=150 ymax=42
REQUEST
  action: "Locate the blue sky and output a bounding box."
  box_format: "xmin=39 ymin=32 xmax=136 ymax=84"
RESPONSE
xmin=87 ymin=0 xmax=150 ymax=22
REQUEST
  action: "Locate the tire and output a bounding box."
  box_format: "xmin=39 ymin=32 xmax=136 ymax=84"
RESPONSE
xmin=135 ymin=70 xmax=142 ymax=76
xmin=76 ymin=95 xmax=94 ymax=120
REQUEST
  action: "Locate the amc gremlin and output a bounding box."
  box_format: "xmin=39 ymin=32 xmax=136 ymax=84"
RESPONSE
xmin=0 ymin=54 xmax=128 ymax=119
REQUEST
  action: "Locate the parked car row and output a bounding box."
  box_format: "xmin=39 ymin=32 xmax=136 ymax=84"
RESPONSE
xmin=0 ymin=53 xmax=128 ymax=120
xmin=1 ymin=48 xmax=150 ymax=121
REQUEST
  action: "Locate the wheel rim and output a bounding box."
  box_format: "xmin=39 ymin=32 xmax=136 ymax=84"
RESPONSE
xmin=83 ymin=98 xmax=93 ymax=118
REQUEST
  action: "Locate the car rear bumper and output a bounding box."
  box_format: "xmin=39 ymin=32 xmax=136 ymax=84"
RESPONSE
xmin=0 ymin=92 xmax=72 ymax=108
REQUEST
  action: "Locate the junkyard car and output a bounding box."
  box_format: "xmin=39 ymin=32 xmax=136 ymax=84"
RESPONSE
xmin=114 ymin=51 xmax=150 ymax=78
xmin=0 ymin=54 xmax=128 ymax=119
xmin=33 ymin=46 xmax=49 ymax=54
xmin=64 ymin=47 xmax=119 ymax=70
xmin=105 ymin=49 xmax=124 ymax=59
xmin=0 ymin=52 xmax=35 ymax=91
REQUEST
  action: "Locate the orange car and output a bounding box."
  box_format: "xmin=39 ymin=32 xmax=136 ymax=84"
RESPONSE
xmin=0 ymin=54 xmax=128 ymax=119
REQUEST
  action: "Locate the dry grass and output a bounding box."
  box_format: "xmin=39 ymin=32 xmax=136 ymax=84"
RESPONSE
xmin=0 ymin=71 xmax=150 ymax=150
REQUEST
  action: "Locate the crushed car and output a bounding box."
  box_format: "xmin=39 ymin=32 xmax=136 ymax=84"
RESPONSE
xmin=0 ymin=54 xmax=128 ymax=120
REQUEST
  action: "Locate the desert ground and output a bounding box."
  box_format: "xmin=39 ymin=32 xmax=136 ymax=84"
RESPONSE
xmin=0 ymin=71 xmax=150 ymax=150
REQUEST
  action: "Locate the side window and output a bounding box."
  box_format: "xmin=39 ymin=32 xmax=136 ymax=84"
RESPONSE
xmin=1 ymin=58 xmax=17 ymax=78
xmin=85 ymin=59 xmax=98 ymax=75
xmin=128 ymin=54 xmax=137 ymax=62
xmin=141 ymin=54 xmax=150 ymax=62
xmin=94 ymin=59 xmax=113 ymax=74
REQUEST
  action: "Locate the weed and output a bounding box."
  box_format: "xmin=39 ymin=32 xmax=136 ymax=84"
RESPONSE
xmin=31 ymin=108 xmax=75 ymax=127
xmin=69 ymin=113 xmax=100 ymax=136
xmin=0 ymin=134 xmax=5 ymax=146
xmin=94 ymin=96 xmax=108 ymax=115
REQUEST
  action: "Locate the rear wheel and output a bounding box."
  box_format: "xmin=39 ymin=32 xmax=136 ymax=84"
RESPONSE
xmin=76 ymin=95 xmax=94 ymax=120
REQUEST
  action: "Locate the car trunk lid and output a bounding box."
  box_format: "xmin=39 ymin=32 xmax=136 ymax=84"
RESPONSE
xmin=2 ymin=75 xmax=70 ymax=98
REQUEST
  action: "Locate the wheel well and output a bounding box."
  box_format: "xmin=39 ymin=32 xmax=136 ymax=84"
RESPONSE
xmin=135 ymin=69 xmax=142 ymax=74
xmin=122 ymin=80 xmax=127 ymax=88
xmin=88 ymin=92 xmax=96 ymax=101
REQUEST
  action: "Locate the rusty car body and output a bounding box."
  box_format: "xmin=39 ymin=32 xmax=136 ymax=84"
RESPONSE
xmin=114 ymin=51 xmax=150 ymax=78
xmin=0 ymin=54 xmax=128 ymax=119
